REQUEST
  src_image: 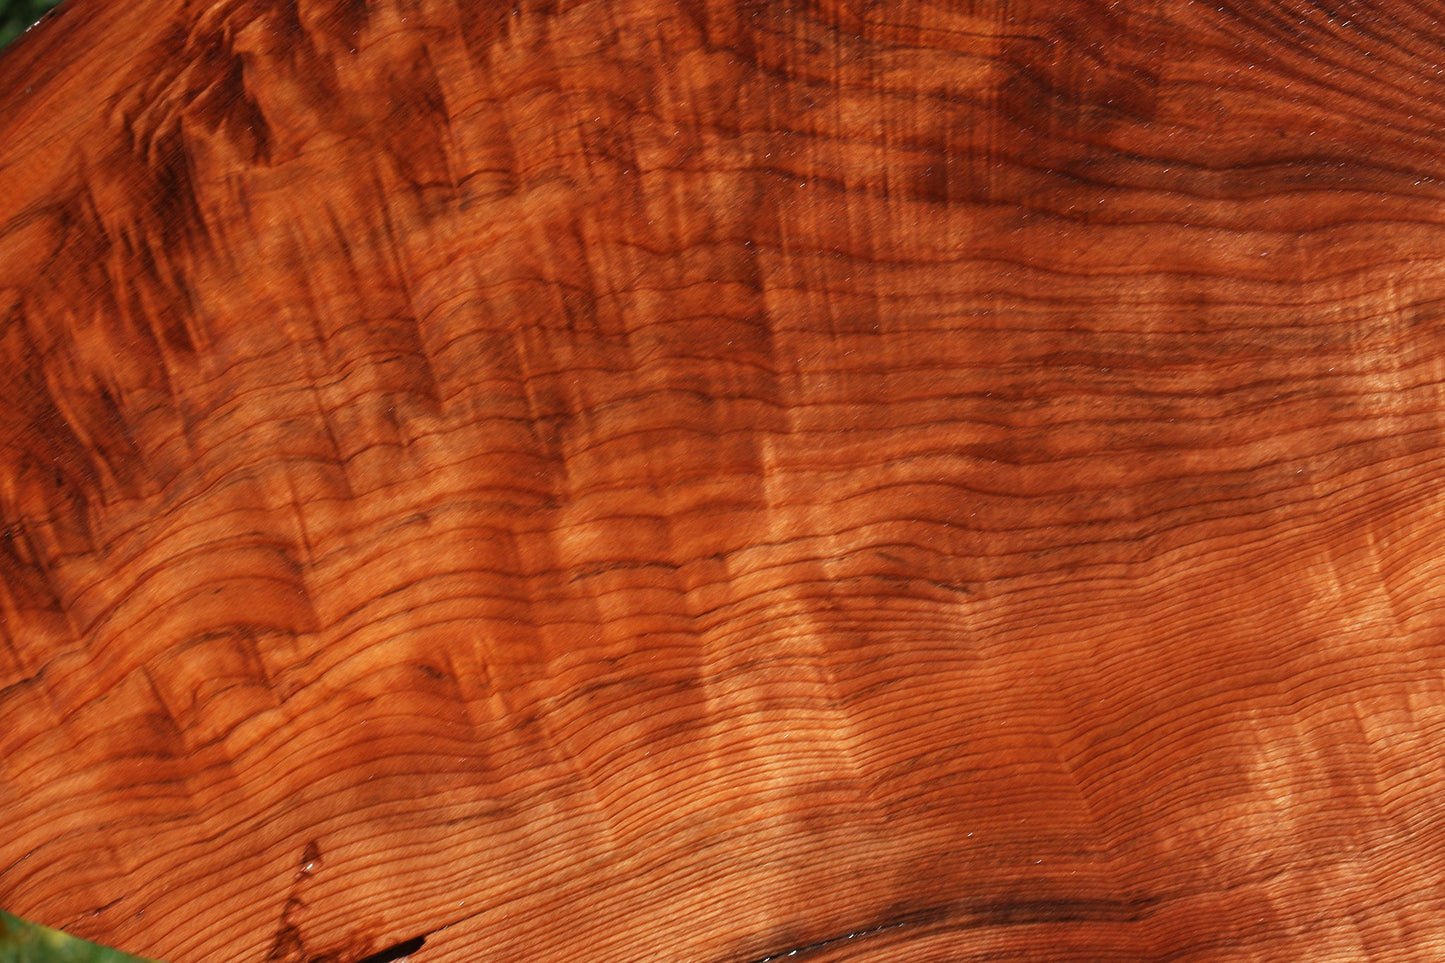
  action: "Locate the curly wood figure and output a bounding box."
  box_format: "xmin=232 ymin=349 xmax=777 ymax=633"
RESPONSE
xmin=4 ymin=0 xmax=1445 ymax=960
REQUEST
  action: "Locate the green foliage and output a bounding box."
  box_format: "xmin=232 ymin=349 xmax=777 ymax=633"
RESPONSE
xmin=0 ymin=0 xmax=63 ymax=50
xmin=0 ymin=913 xmax=152 ymax=963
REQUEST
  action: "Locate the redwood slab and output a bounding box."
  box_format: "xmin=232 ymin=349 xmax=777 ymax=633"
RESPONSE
xmin=3 ymin=1 xmax=1445 ymax=960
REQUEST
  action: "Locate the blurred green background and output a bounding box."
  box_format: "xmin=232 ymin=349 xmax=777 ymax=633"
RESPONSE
xmin=0 ymin=0 xmax=62 ymax=49
xmin=0 ymin=912 xmax=150 ymax=963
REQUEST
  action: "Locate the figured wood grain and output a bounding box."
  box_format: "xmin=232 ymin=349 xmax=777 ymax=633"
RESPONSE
xmin=5 ymin=0 xmax=1445 ymax=960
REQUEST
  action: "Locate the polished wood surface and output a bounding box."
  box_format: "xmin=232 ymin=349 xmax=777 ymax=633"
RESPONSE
xmin=4 ymin=0 xmax=1445 ymax=960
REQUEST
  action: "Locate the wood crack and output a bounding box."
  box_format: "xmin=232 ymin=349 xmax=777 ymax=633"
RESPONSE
xmin=741 ymin=920 xmax=912 ymax=963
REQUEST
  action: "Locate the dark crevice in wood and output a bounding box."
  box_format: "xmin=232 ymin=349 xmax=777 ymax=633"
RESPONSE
xmin=352 ymin=934 xmax=427 ymax=963
xmin=740 ymin=920 xmax=911 ymax=963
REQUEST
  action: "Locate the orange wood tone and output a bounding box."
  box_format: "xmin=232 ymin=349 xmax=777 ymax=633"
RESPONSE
xmin=4 ymin=0 xmax=1445 ymax=960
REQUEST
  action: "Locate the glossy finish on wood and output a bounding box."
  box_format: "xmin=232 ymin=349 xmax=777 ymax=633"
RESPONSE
xmin=4 ymin=0 xmax=1445 ymax=960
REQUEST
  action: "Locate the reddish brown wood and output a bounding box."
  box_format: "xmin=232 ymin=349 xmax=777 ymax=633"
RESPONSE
xmin=5 ymin=0 xmax=1445 ymax=960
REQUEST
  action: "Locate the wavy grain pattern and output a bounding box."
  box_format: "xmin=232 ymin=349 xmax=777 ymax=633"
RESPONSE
xmin=4 ymin=0 xmax=1445 ymax=960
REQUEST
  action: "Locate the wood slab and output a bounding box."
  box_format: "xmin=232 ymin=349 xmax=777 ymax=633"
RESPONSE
xmin=4 ymin=0 xmax=1445 ymax=960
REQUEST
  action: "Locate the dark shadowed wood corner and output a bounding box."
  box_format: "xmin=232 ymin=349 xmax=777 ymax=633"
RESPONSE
xmin=4 ymin=0 xmax=1445 ymax=960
